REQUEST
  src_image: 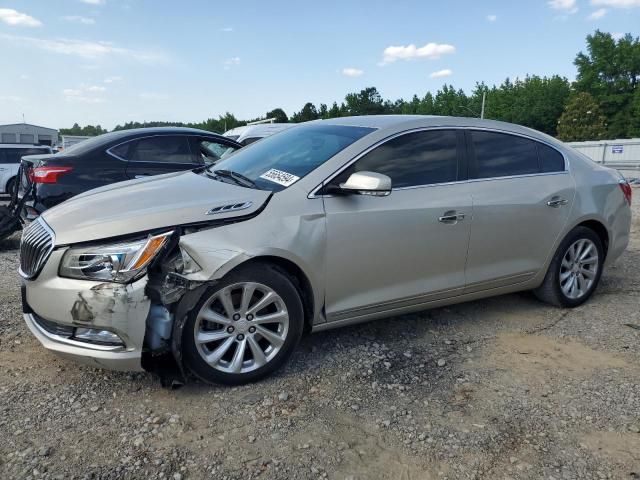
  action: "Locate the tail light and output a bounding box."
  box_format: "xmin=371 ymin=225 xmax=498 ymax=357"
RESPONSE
xmin=28 ymin=166 xmax=73 ymax=184
xmin=619 ymin=179 xmax=632 ymax=206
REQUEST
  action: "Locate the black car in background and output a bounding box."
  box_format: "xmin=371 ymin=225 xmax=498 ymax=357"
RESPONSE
xmin=17 ymin=127 xmax=242 ymax=221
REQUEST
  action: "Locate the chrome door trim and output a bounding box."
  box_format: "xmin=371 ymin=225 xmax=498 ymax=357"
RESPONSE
xmin=308 ymin=126 xmax=570 ymax=199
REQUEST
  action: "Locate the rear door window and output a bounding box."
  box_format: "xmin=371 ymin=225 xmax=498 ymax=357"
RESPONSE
xmin=470 ymin=131 xmax=539 ymax=179
xmin=129 ymin=136 xmax=196 ymax=164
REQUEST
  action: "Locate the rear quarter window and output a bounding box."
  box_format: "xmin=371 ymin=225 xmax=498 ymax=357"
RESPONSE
xmin=538 ymin=143 xmax=565 ymax=172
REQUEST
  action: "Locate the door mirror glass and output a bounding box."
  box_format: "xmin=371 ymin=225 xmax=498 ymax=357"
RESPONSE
xmin=339 ymin=171 xmax=391 ymax=196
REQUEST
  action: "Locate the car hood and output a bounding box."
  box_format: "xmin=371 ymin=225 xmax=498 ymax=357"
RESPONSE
xmin=42 ymin=170 xmax=271 ymax=245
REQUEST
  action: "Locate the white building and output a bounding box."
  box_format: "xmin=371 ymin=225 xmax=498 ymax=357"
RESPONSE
xmin=61 ymin=135 xmax=91 ymax=149
xmin=567 ymin=138 xmax=640 ymax=168
xmin=0 ymin=123 xmax=59 ymax=146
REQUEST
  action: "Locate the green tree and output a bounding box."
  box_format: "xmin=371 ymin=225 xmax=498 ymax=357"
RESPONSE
xmin=327 ymin=102 xmax=341 ymax=118
xmin=574 ymin=31 xmax=640 ymax=138
xmin=629 ymin=87 xmax=640 ymax=137
xmin=557 ymin=92 xmax=608 ymax=142
xmin=344 ymin=87 xmax=386 ymax=115
xmin=291 ymin=102 xmax=319 ymax=123
xmin=265 ymin=108 xmax=288 ymax=123
xmin=59 ymin=123 xmax=108 ymax=136
xmin=318 ymin=103 xmax=328 ymax=119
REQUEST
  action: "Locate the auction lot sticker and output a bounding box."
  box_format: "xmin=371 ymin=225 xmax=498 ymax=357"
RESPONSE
xmin=259 ymin=169 xmax=300 ymax=187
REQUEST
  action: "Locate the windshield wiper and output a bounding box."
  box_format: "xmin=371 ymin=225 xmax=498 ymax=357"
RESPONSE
xmin=212 ymin=169 xmax=258 ymax=189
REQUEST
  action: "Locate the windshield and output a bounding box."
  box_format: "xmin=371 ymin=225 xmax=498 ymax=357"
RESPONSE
xmin=209 ymin=124 xmax=374 ymax=191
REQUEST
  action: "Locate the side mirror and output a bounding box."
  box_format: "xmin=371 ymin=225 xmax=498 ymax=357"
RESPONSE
xmin=339 ymin=171 xmax=392 ymax=197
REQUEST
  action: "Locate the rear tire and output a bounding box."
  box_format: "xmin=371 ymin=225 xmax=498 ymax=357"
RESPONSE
xmin=182 ymin=263 xmax=304 ymax=385
xmin=5 ymin=177 xmax=15 ymax=196
xmin=534 ymin=226 xmax=604 ymax=308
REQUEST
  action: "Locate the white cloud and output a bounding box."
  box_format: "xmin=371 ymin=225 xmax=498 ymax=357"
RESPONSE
xmin=62 ymin=15 xmax=95 ymax=25
xmin=588 ymin=8 xmax=608 ymax=18
xmin=342 ymin=67 xmax=364 ymax=77
xmin=591 ymin=0 xmax=640 ymax=7
xmin=487 ymin=14 xmax=497 ymax=21
xmin=223 ymin=56 xmax=241 ymax=70
xmin=548 ymin=0 xmax=579 ymax=13
xmin=0 ymin=8 xmax=42 ymax=27
xmin=380 ymin=42 xmax=455 ymax=65
xmin=139 ymin=92 xmax=169 ymax=100
xmin=104 ymin=76 xmax=123 ymax=83
xmin=63 ymin=85 xmax=106 ymax=103
xmin=611 ymin=31 xmax=625 ymax=39
xmin=221 ymin=27 xmax=233 ymax=32
xmin=430 ymin=69 xmax=453 ymax=78
xmin=0 ymin=34 xmax=167 ymax=64
xmin=0 ymin=95 xmax=23 ymax=102
xmin=80 ymin=0 xmax=106 ymax=5
xmin=19 ymin=74 xmax=30 ymax=80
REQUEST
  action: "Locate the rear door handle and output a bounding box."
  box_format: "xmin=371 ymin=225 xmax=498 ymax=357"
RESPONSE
xmin=547 ymin=197 xmax=568 ymax=208
xmin=439 ymin=211 xmax=466 ymax=223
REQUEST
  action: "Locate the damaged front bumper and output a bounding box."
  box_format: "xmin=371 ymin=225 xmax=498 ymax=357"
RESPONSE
xmin=22 ymin=249 xmax=150 ymax=371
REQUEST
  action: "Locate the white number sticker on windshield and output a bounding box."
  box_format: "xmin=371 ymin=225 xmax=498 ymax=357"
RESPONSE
xmin=259 ymin=169 xmax=300 ymax=187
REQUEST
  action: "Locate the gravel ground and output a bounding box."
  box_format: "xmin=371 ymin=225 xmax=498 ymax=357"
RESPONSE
xmin=0 ymin=197 xmax=638 ymax=480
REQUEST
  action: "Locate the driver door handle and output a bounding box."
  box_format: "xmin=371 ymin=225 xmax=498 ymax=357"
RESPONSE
xmin=547 ymin=196 xmax=568 ymax=208
xmin=439 ymin=211 xmax=465 ymax=223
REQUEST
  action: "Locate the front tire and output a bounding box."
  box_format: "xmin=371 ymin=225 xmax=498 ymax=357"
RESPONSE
xmin=534 ymin=226 xmax=604 ymax=308
xmin=182 ymin=263 xmax=304 ymax=385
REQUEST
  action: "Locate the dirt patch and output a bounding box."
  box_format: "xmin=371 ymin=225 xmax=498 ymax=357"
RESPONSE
xmin=487 ymin=332 xmax=629 ymax=381
xmin=581 ymin=431 xmax=640 ymax=465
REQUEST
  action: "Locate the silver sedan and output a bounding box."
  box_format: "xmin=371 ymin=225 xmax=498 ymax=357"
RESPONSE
xmin=19 ymin=116 xmax=632 ymax=384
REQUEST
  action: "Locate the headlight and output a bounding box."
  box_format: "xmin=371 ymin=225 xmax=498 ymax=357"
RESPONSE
xmin=59 ymin=231 xmax=172 ymax=283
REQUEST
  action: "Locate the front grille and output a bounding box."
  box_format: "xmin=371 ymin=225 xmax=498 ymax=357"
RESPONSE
xmin=19 ymin=218 xmax=54 ymax=279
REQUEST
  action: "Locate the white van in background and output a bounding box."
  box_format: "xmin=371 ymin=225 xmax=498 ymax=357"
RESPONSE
xmin=0 ymin=144 xmax=53 ymax=194
xmin=223 ymin=123 xmax=296 ymax=146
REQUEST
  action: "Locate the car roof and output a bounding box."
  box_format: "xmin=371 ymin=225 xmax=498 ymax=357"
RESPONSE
xmin=60 ymin=127 xmax=233 ymax=155
xmin=105 ymin=126 xmax=224 ymax=140
xmin=310 ymin=115 xmax=563 ymax=147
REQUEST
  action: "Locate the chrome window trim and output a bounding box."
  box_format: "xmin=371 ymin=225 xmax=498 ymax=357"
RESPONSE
xmin=105 ymin=134 xmax=236 ymax=165
xmin=308 ymin=125 xmax=569 ymax=199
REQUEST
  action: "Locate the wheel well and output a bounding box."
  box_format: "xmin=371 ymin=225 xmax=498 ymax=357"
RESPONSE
xmin=232 ymin=256 xmax=315 ymax=333
xmin=576 ymin=220 xmax=609 ymax=258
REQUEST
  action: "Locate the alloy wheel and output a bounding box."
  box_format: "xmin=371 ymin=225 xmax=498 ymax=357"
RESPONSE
xmin=559 ymin=238 xmax=599 ymax=300
xmin=193 ymin=282 xmax=290 ymax=374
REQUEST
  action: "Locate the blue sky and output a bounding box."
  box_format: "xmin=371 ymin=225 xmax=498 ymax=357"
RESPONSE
xmin=0 ymin=0 xmax=638 ymax=130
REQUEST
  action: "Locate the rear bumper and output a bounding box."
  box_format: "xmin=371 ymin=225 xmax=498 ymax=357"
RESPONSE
xmin=24 ymin=312 xmax=143 ymax=371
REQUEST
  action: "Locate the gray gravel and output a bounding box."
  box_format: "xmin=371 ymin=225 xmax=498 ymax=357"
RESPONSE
xmin=0 ymin=198 xmax=639 ymax=480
